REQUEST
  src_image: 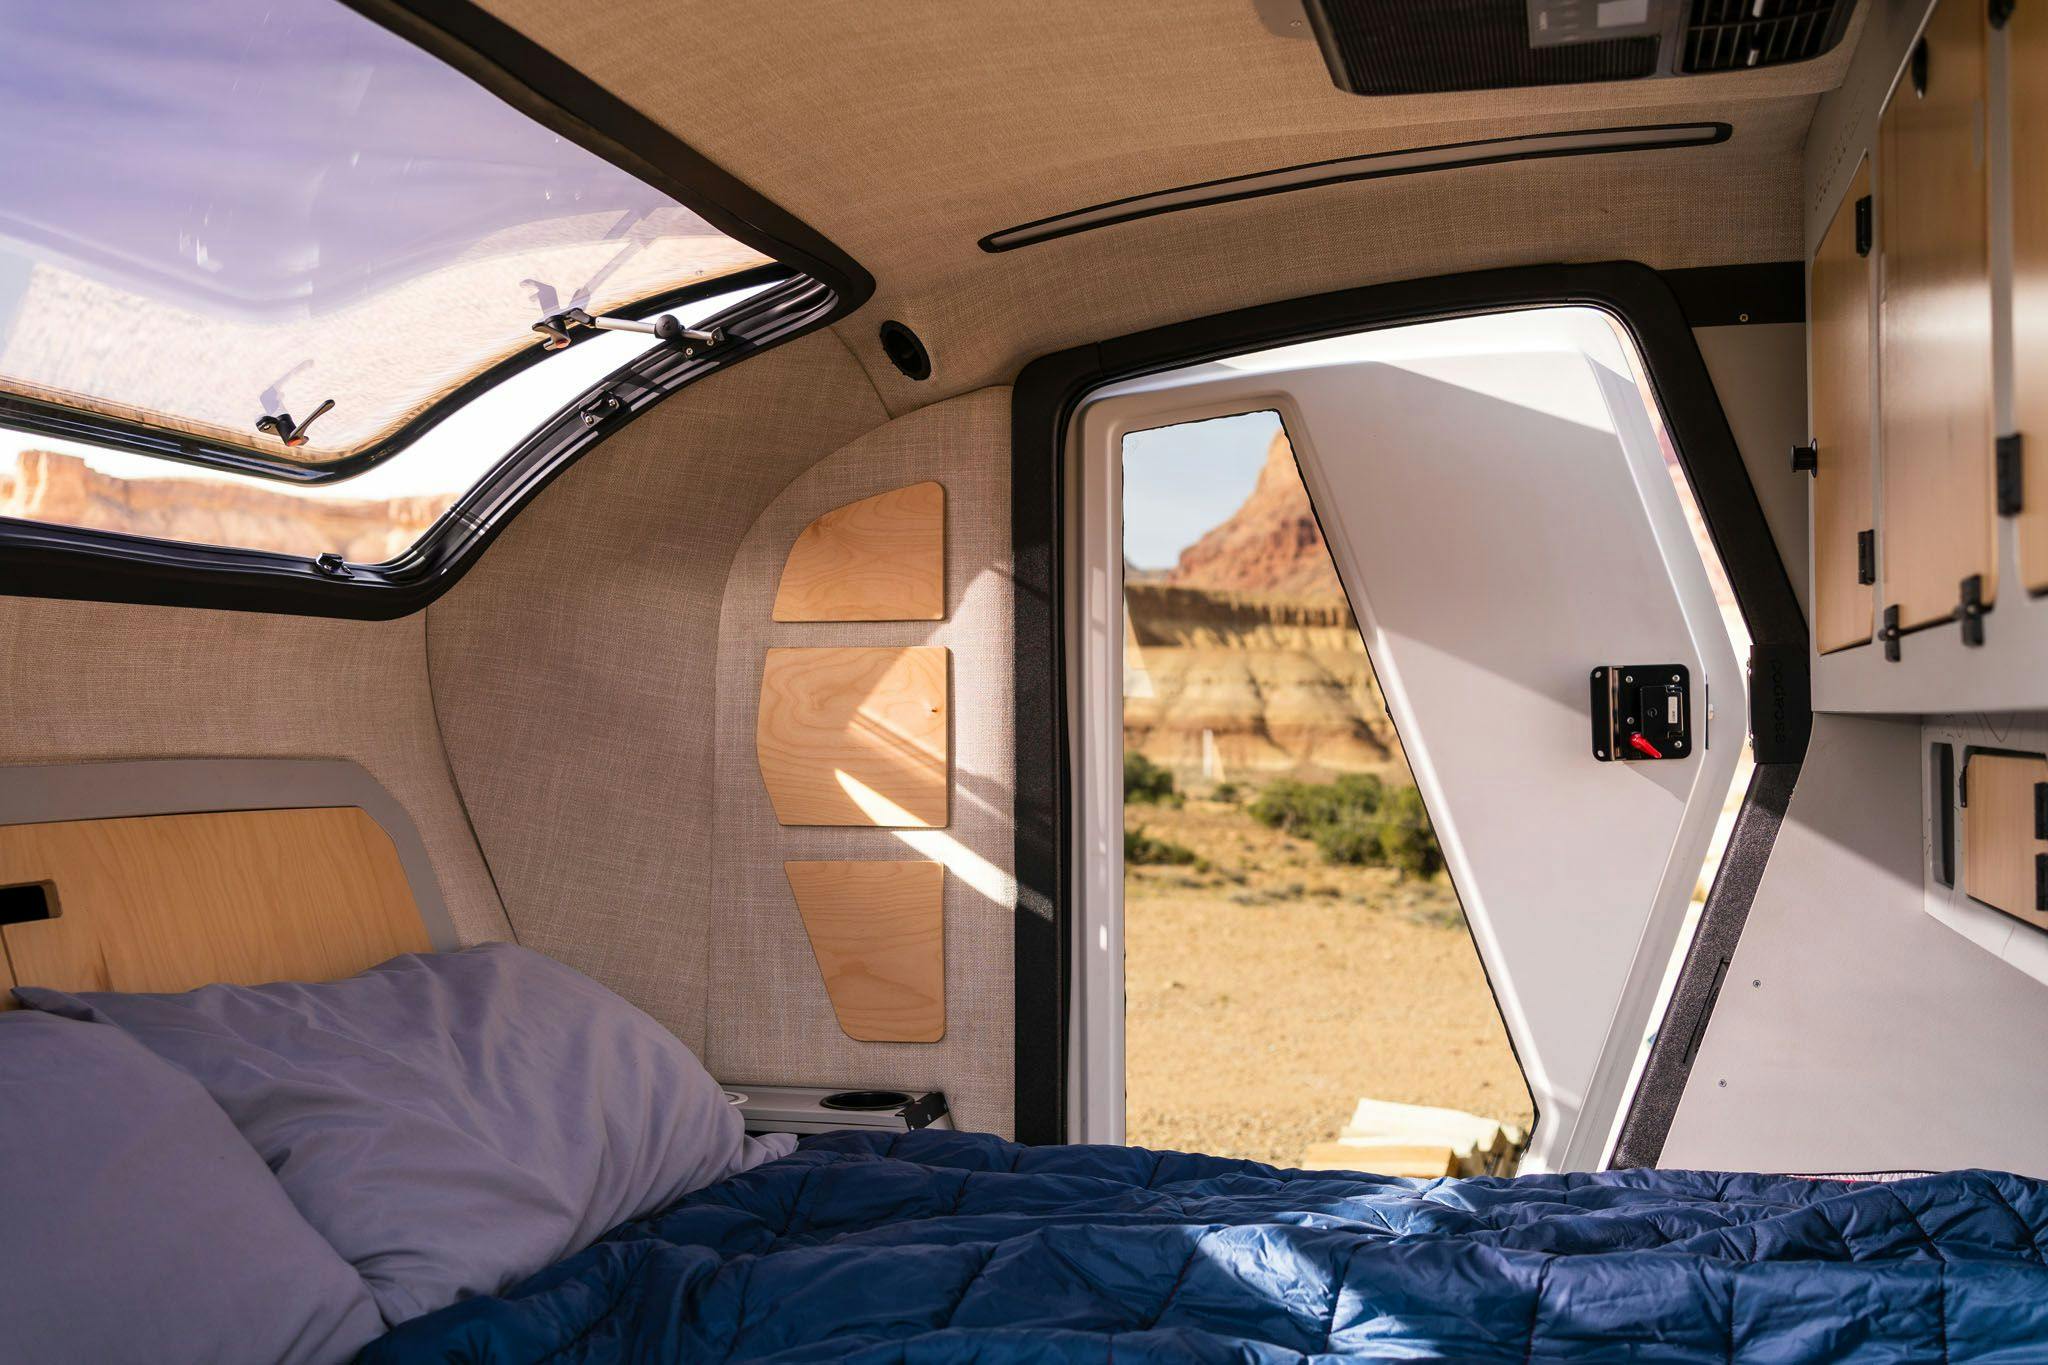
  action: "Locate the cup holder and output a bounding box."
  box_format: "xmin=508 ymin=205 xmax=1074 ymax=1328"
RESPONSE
xmin=820 ymin=1089 xmax=912 ymax=1112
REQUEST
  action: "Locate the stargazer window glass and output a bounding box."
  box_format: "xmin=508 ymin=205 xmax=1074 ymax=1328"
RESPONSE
xmin=0 ymin=0 xmax=770 ymax=466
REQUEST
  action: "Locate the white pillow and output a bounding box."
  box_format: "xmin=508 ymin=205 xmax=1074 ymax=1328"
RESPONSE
xmin=17 ymin=943 xmax=794 ymax=1325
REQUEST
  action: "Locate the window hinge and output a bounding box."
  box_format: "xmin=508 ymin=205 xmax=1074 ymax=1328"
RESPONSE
xmin=1856 ymin=529 xmax=1875 ymax=585
xmin=1960 ymin=574 xmax=1987 ymax=648
xmin=1882 ymin=604 xmax=1902 ymax=662
xmin=1854 ymin=195 xmax=1873 ymax=257
xmin=1791 ymin=439 xmax=1818 ymax=475
xmin=534 ymin=309 xmax=722 ymax=357
xmin=1997 ymin=433 xmax=2024 ymax=516
xmin=312 ymin=551 xmax=354 ymax=579
xmin=577 ymin=391 xmax=627 ymax=429
xmin=256 ymin=397 xmax=336 ymax=449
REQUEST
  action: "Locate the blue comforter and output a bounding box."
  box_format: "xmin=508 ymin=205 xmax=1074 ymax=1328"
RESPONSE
xmin=365 ymin=1130 xmax=2048 ymax=1363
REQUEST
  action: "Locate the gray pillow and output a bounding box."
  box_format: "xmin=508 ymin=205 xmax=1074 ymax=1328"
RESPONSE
xmin=0 ymin=1010 xmax=383 ymax=1365
xmin=16 ymin=942 xmax=793 ymax=1326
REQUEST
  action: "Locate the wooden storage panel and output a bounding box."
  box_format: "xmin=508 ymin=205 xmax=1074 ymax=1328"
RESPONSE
xmin=2015 ymin=1 xmax=2048 ymax=591
xmin=756 ymin=646 xmax=950 ymax=827
xmin=1811 ymin=156 xmax=1876 ymax=653
xmin=785 ymin=860 xmax=945 ymax=1042
xmin=1878 ymin=0 xmax=1995 ymax=630
xmin=772 ymin=482 xmax=946 ymax=622
xmin=0 ymin=807 xmax=430 ymax=997
xmin=1962 ymin=752 xmax=2048 ymax=933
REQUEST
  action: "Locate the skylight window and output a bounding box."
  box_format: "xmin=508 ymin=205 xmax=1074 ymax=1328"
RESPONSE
xmin=0 ymin=0 xmax=771 ymax=469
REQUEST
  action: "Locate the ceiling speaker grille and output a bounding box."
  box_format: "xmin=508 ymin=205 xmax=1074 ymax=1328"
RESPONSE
xmin=1307 ymin=0 xmax=1659 ymax=96
xmin=1681 ymin=0 xmax=1849 ymax=73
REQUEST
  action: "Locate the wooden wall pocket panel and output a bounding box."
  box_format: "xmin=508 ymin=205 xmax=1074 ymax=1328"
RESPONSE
xmin=756 ymin=646 xmax=950 ymax=826
xmin=0 ymin=807 xmax=430 ymax=1001
xmin=2014 ymin=0 xmax=2048 ymax=591
xmin=1811 ymin=155 xmax=1876 ymax=653
xmin=785 ymin=860 xmax=945 ymax=1043
xmin=1877 ymin=0 xmax=1995 ymax=631
xmin=773 ymin=481 xmax=945 ymax=621
xmin=1962 ymin=751 xmax=2048 ymax=933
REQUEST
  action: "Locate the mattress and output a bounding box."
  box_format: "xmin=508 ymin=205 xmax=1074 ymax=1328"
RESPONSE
xmin=365 ymin=1129 xmax=2048 ymax=1363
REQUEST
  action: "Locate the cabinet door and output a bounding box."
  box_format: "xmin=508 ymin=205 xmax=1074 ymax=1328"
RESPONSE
xmin=2015 ymin=0 xmax=2048 ymax=590
xmin=1878 ymin=0 xmax=1994 ymax=630
xmin=1811 ymin=158 xmax=1875 ymax=653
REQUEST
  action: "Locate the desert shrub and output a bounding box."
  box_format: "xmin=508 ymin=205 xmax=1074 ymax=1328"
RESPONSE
xmin=1376 ymin=785 xmax=1445 ymax=880
xmin=1249 ymin=772 xmax=1384 ymax=837
xmin=1311 ymin=818 xmax=1382 ymax=867
xmin=1123 ymin=752 xmax=1179 ymax=805
xmin=1250 ymin=772 xmax=1442 ymax=878
xmin=1125 ymin=825 xmax=1202 ymax=868
xmin=1210 ymin=781 xmax=1242 ymax=804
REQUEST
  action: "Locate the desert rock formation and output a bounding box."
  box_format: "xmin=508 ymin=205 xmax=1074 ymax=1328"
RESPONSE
xmin=1126 ymin=429 xmax=1406 ymax=783
xmin=0 ymin=448 xmax=450 ymax=563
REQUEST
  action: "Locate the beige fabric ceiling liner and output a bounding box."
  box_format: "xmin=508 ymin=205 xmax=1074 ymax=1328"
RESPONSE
xmin=474 ymin=0 xmax=1867 ymax=408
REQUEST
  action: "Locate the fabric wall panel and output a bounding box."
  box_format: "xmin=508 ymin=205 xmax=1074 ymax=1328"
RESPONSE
xmin=0 ymin=600 xmax=509 ymax=946
xmin=425 ymin=331 xmax=889 ymax=1048
xmin=706 ymin=387 xmax=1016 ymax=1136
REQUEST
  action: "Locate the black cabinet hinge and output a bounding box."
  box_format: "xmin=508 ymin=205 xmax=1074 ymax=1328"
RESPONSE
xmin=2033 ymin=781 xmax=2048 ymax=839
xmin=1856 ymin=529 xmax=1876 ymax=585
xmin=1960 ymin=574 xmax=1987 ymax=647
xmin=1882 ymin=604 xmax=1902 ymax=662
xmin=1854 ymin=195 xmax=1873 ymax=257
xmin=1997 ymin=433 xmax=2024 ymax=515
xmin=2036 ymin=854 xmax=2047 ymax=912
xmin=1792 ymin=440 xmax=1818 ymax=475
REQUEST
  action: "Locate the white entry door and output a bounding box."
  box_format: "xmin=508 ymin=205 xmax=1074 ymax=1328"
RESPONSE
xmin=1074 ymin=308 xmax=1744 ymax=1171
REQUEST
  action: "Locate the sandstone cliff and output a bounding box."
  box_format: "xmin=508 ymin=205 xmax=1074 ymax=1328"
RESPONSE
xmin=0 ymin=448 xmax=451 ymax=563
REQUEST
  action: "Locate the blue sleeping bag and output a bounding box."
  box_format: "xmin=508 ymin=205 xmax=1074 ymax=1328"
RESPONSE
xmin=364 ymin=1129 xmax=2048 ymax=1363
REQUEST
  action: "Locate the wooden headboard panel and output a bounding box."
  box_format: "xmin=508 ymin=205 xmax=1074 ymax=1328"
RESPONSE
xmin=0 ymin=808 xmax=430 ymax=1000
xmin=0 ymin=760 xmax=456 ymax=1004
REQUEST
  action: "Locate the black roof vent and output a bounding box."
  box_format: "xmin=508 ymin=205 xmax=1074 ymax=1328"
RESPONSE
xmin=1303 ymin=0 xmax=1856 ymax=95
xmin=1307 ymin=0 xmax=1657 ymax=95
xmin=1681 ymin=0 xmax=1852 ymax=74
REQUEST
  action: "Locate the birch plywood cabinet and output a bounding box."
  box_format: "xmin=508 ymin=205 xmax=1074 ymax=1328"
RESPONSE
xmin=1962 ymin=752 xmax=2048 ymax=934
xmin=1811 ymin=156 xmax=1875 ymax=654
xmin=2015 ymin=1 xmax=2048 ymax=592
xmin=1876 ymin=0 xmax=1994 ymax=632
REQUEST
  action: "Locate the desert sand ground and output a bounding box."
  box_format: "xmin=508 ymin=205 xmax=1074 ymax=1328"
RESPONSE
xmin=1123 ymin=794 xmax=1534 ymax=1168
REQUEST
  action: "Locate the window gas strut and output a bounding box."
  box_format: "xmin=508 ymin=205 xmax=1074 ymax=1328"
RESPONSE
xmin=531 ymin=308 xmax=721 ymax=357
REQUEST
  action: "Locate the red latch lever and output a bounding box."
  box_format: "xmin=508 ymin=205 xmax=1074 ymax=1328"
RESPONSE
xmin=1628 ymin=732 xmax=1663 ymax=759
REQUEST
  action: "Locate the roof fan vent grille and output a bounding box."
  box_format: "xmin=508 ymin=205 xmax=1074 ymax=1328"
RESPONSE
xmin=1681 ymin=0 xmax=1846 ymax=73
xmin=1308 ymin=0 xmax=1659 ymax=96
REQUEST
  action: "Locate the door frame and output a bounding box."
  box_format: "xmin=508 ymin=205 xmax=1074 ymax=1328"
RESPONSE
xmin=1009 ymin=261 xmax=1810 ymax=1157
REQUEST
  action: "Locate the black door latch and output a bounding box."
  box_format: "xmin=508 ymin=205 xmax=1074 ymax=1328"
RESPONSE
xmin=1591 ymin=664 xmax=1692 ymax=762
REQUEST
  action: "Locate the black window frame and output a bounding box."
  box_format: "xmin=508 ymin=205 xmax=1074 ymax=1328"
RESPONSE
xmin=0 ymin=0 xmax=871 ymax=619
xmin=1009 ymin=260 xmax=1810 ymax=1153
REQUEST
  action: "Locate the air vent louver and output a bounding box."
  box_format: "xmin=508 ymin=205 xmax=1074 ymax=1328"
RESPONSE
xmin=1308 ymin=0 xmax=1658 ymax=95
xmin=1304 ymin=0 xmax=1856 ymax=95
xmin=1681 ymin=0 xmax=1850 ymax=73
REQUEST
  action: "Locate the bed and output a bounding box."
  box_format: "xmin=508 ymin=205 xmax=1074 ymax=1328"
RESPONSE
xmin=363 ymin=1130 xmax=2048 ymax=1363
xmin=4 ymin=801 xmax=2046 ymax=1363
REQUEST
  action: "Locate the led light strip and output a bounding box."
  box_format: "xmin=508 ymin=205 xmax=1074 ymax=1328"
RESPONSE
xmin=980 ymin=122 xmax=1731 ymax=252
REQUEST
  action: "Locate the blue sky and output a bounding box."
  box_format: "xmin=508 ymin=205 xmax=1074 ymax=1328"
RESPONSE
xmin=1120 ymin=409 xmax=1282 ymax=570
